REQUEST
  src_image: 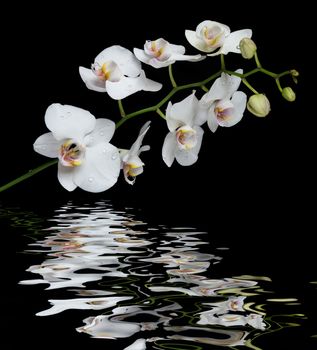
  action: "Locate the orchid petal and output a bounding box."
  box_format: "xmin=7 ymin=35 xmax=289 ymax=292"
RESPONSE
xmin=127 ymin=155 xmax=144 ymax=169
xmin=218 ymin=91 xmax=246 ymax=127
xmin=171 ymin=53 xmax=205 ymax=62
xmin=169 ymin=44 xmax=186 ymax=55
xmin=195 ymin=104 xmax=209 ymax=126
xmin=162 ymin=132 xmax=177 ymax=167
xmin=148 ymin=58 xmax=174 ymax=68
xmin=139 ymin=145 xmax=150 ymax=154
xmin=57 ymin=163 xmax=77 ymax=191
xmin=79 ymin=67 xmax=106 ymax=93
xmin=33 ymin=132 xmax=60 ymax=158
xmin=225 ymin=70 xmax=243 ymax=97
xmin=185 ymin=30 xmax=211 ymax=53
xmin=175 ymin=126 xmax=203 ymax=166
xmin=106 ymin=71 xmax=161 ymax=100
xmin=201 ymin=74 xmax=229 ymax=103
xmin=84 ymin=119 xmax=115 ymax=146
xmin=207 ymin=102 xmax=219 ymax=133
xmin=45 ymin=104 xmax=96 ymax=142
xmin=221 ymin=29 xmax=252 ymax=55
xmin=202 ymin=70 xmax=242 ymax=104
xmin=133 ymin=48 xmax=150 ymax=65
xmin=196 ymin=20 xmax=231 ymax=38
xmin=73 ymin=143 xmax=120 ymax=192
xmin=95 ymin=46 xmax=141 ymax=77
xmin=168 ymin=91 xmax=198 ymax=127
xmin=130 ymin=121 xmax=151 ymax=155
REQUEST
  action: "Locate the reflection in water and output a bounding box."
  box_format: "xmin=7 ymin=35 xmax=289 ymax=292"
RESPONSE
xmin=16 ymin=201 xmax=306 ymax=349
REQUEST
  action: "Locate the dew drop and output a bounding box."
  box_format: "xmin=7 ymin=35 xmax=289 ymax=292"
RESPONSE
xmin=88 ymin=177 xmax=94 ymax=183
xmin=102 ymin=148 xmax=107 ymax=154
xmin=111 ymin=152 xmax=118 ymax=160
xmin=100 ymin=131 xmax=104 ymax=136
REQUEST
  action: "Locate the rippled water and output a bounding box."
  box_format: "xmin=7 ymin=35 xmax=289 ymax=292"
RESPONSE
xmin=4 ymin=200 xmax=316 ymax=349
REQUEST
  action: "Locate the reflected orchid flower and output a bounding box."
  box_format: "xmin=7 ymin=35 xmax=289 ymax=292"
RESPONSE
xmin=120 ymin=121 xmax=151 ymax=185
xmin=197 ymin=70 xmax=247 ymax=132
xmin=124 ymin=338 xmax=146 ymax=350
xmin=79 ymin=45 xmax=162 ymax=99
xmin=185 ymin=20 xmax=252 ymax=56
xmin=77 ymin=314 xmax=140 ymax=339
xmin=197 ymin=312 xmax=266 ymax=330
xmin=36 ymin=296 xmax=132 ymax=316
xmin=134 ymin=38 xmax=204 ymax=68
xmin=202 ymin=296 xmax=246 ymax=315
xmin=162 ymin=91 xmax=204 ymax=167
xmin=33 ymin=104 xmax=120 ymax=192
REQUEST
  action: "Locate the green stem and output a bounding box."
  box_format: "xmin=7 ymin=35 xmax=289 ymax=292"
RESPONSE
xmin=220 ymin=54 xmax=226 ymax=70
xmin=156 ymin=108 xmax=166 ymax=119
xmin=0 ymin=159 xmax=58 ymax=193
xmin=168 ymin=64 xmax=177 ymax=88
xmin=242 ymin=78 xmax=259 ymax=94
xmin=275 ymin=78 xmax=283 ymax=92
xmin=254 ymin=52 xmax=262 ymax=68
xmin=118 ymin=99 xmax=126 ymax=117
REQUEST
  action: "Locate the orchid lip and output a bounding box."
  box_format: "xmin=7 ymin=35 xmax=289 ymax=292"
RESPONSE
xmin=59 ymin=139 xmax=85 ymax=167
xmin=176 ymin=126 xmax=197 ymax=150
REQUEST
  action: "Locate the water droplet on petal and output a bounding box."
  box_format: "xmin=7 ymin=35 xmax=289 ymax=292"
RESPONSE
xmin=102 ymin=148 xmax=107 ymax=154
xmin=100 ymin=131 xmax=104 ymax=136
xmin=88 ymin=177 xmax=94 ymax=183
xmin=111 ymin=152 xmax=118 ymax=160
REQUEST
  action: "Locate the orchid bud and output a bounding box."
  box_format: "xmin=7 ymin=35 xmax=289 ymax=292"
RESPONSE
xmin=247 ymin=94 xmax=271 ymax=117
xmin=239 ymin=38 xmax=257 ymax=59
xmin=282 ymin=87 xmax=296 ymax=102
xmin=290 ymin=69 xmax=299 ymax=77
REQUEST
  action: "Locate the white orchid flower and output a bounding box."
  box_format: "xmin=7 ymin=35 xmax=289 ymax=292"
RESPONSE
xmin=133 ymin=38 xmax=204 ymax=68
xmin=120 ymin=121 xmax=151 ymax=185
xmin=33 ymin=104 xmax=121 ymax=193
xmin=196 ymin=69 xmax=247 ymax=132
xmin=185 ymin=20 xmax=252 ymax=56
xmin=162 ymin=91 xmax=204 ymax=167
xmin=79 ymin=45 xmax=162 ymax=100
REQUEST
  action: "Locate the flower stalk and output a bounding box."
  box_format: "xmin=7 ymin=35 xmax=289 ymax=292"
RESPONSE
xmin=0 ymin=20 xmax=298 ymax=193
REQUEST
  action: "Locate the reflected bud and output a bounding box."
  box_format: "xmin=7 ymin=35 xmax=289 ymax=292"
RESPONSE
xmin=239 ymin=38 xmax=257 ymax=59
xmin=247 ymin=94 xmax=271 ymax=117
xmin=282 ymin=87 xmax=296 ymax=102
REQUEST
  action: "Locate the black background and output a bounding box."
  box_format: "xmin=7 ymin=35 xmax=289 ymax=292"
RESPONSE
xmin=2 ymin=1 xmax=316 ymax=348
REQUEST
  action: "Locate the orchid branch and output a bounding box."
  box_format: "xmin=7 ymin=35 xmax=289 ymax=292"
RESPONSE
xmin=0 ymin=28 xmax=298 ymax=193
